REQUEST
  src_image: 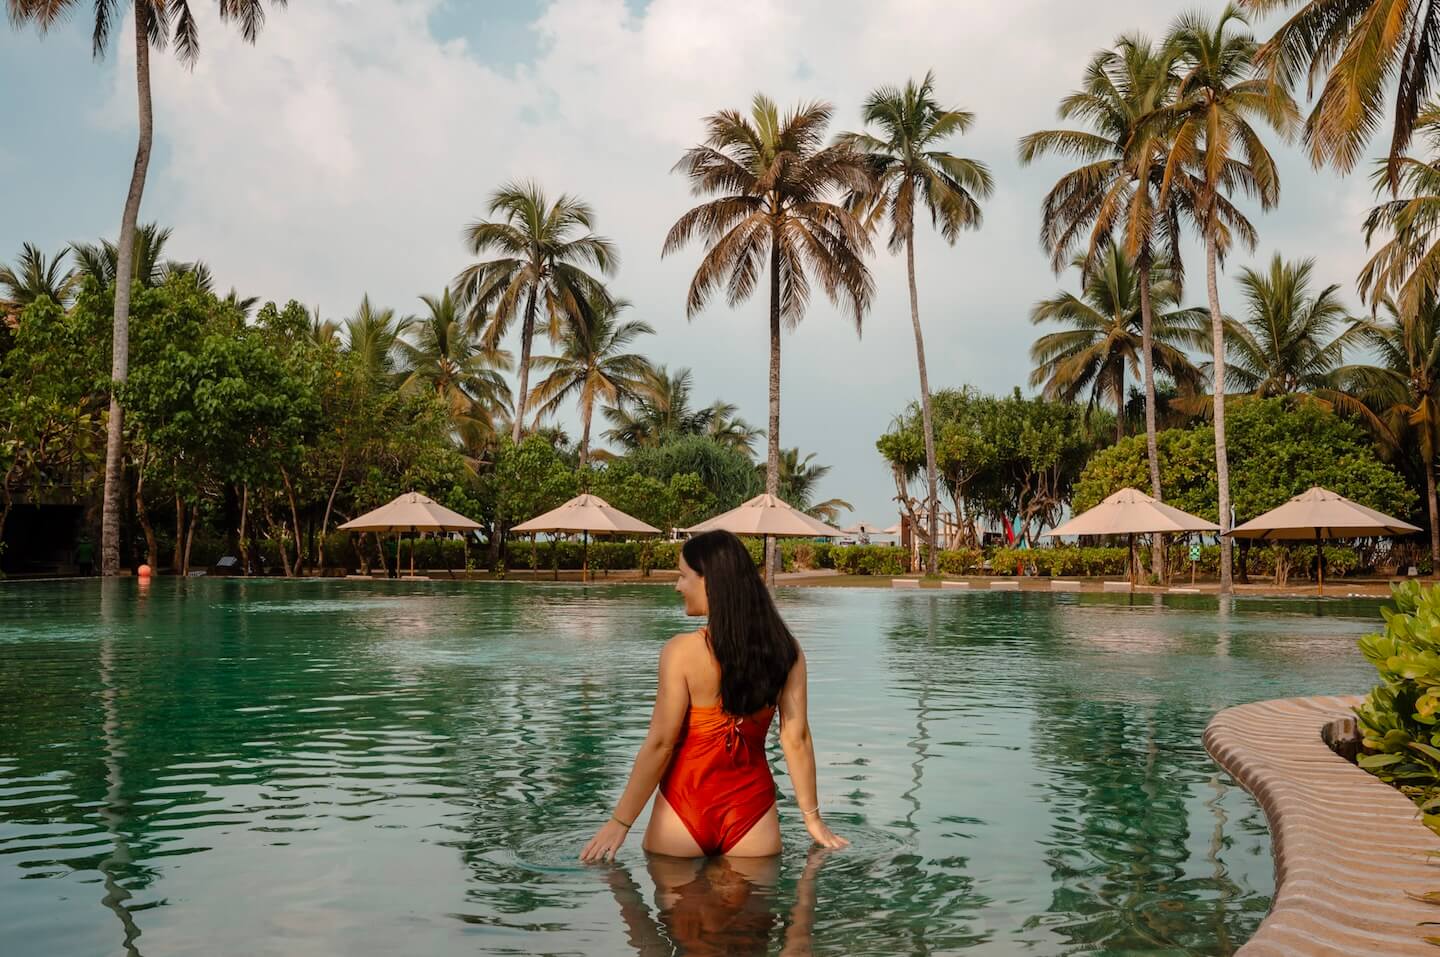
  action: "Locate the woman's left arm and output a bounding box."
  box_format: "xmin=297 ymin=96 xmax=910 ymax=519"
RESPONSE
xmin=580 ymin=638 xmax=690 ymax=862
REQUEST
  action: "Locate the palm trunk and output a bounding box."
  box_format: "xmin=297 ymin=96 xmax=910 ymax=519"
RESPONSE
xmin=511 ymin=289 xmax=538 ymax=445
xmin=906 ymin=233 xmax=940 ymax=575
xmin=1427 ymin=459 xmax=1438 ymax=579
xmin=764 ymin=235 xmax=782 ymax=586
xmin=1115 ymin=365 xmax=1125 ymax=443
xmin=578 ymin=394 xmax=594 ymax=476
xmin=101 ymin=4 xmax=155 ymax=577
xmin=1206 ymin=232 xmax=1233 ymax=594
xmin=1137 ymin=257 xmax=1165 ymax=583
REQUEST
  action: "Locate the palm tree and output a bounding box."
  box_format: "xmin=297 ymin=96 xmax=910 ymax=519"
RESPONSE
xmin=1029 ymin=245 xmax=1204 ymax=442
xmin=1155 ymin=4 xmax=1297 ymax=593
xmin=601 ymin=365 xmax=710 ymax=450
xmin=0 ymin=243 xmax=75 ymax=312
xmin=703 ymin=400 xmax=764 ymax=458
xmin=1227 ymin=255 xmax=1354 ymax=396
xmin=770 ymin=448 xmax=853 ymax=521
xmin=1358 ymin=105 xmax=1440 ymax=316
xmin=398 ymin=289 xmax=513 ymax=450
xmin=528 ymin=295 xmax=653 ymax=471
xmin=838 ymin=72 xmax=993 ymax=575
xmin=343 ymin=295 xmax=409 ymax=390
xmin=70 ymin=222 xmax=175 ymax=288
xmin=1244 ymin=0 xmax=1440 ymax=181
xmin=1019 ymin=36 xmax=1184 ymax=581
xmin=9 ymin=0 xmax=286 ymax=576
xmin=453 ymin=181 xmax=617 ymax=446
xmin=664 ymin=95 xmax=874 ymax=582
xmin=1334 ymin=298 xmax=1440 ymax=574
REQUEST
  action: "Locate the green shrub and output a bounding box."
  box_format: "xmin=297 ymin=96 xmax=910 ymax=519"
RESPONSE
xmin=937 ymin=548 xmax=982 ymax=575
xmin=986 ymin=546 xmax=1131 ymax=577
xmin=1355 ymin=582 xmax=1440 ymax=830
xmin=831 ymin=544 xmax=909 ymax=576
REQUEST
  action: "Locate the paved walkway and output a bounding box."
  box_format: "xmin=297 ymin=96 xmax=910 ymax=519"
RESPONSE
xmin=1205 ymin=696 xmax=1440 ymax=955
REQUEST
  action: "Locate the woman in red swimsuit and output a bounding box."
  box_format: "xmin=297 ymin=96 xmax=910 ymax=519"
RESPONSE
xmin=581 ymin=529 xmax=848 ymax=861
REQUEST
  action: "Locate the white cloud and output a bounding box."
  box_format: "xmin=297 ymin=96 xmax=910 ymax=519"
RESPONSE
xmin=99 ymin=0 xmax=1388 ymax=526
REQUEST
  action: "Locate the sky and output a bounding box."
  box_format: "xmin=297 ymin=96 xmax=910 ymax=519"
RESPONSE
xmin=0 ymin=0 xmax=1382 ymax=527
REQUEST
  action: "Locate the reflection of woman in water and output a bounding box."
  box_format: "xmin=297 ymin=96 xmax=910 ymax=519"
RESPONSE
xmin=581 ymin=530 xmax=847 ymax=862
xmin=604 ymin=846 xmax=831 ymax=956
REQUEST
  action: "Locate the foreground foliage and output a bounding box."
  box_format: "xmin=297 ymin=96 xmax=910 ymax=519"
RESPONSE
xmin=1356 ymin=582 xmax=1440 ymax=830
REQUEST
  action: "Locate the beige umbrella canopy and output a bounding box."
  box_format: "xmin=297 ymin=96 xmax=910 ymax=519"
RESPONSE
xmin=684 ymin=494 xmax=847 ymax=539
xmin=338 ymin=492 xmax=482 ymax=578
xmin=1046 ymin=488 xmax=1220 ymax=537
xmin=1044 ymin=488 xmax=1219 ymax=588
xmin=1228 ymin=486 xmax=1421 ymax=594
xmin=511 ymin=493 xmax=660 ymax=581
xmin=511 ymin=494 xmax=660 ymax=536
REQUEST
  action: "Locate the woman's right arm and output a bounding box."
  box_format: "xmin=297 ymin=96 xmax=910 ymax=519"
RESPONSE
xmin=778 ymin=649 xmax=849 ymax=849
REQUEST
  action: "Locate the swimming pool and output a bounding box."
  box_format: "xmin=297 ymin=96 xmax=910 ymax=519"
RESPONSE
xmin=0 ymin=579 xmax=1380 ymax=955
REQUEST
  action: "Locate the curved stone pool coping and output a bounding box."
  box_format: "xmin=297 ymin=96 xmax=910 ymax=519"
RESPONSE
xmin=1205 ymin=695 xmax=1440 ymax=956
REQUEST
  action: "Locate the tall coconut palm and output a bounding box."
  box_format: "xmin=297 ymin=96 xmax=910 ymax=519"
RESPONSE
xmin=1154 ymin=4 xmax=1297 ymax=593
xmin=528 ymin=295 xmax=653 ymax=471
xmin=1019 ymin=36 xmax=1185 ymax=580
xmin=0 ymin=243 xmax=75 ymax=311
xmin=398 ymin=289 xmax=512 ymax=450
xmin=453 ymin=181 xmax=617 ymax=446
xmin=1358 ymin=105 xmax=1440 ymax=316
xmin=9 ymin=0 xmax=287 ymax=576
xmin=1243 ymin=0 xmax=1440 ymax=181
xmin=837 ymin=72 xmax=993 ymax=574
xmin=1227 ymin=254 xmax=1355 ymax=396
xmin=664 ymin=95 xmax=874 ymax=582
xmin=1334 ymin=298 xmax=1440 ymax=573
xmin=1029 ymin=245 xmax=1204 ymax=442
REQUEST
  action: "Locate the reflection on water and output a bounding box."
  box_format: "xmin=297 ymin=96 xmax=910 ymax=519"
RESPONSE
xmin=0 ymin=580 xmax=1378 ymax=955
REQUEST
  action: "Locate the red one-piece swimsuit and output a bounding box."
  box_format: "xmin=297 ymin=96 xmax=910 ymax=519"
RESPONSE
xmin=659 ymin=702 xmax=778 ymax=856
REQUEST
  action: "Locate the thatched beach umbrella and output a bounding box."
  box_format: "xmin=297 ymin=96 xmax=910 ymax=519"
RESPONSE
xmin=338 ymin=491 xmax=482 ymax=578
xmin=511 ymin=493 xmax=660 ymax=582
xmin=1044 ymin=487 xmax=1220 ymax=588
xmin=1228 ymin=486 xmax=1421 ymax=595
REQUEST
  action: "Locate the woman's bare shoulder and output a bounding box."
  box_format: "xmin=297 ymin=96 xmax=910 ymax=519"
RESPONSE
xmin=663 ymin=628 xmax=708 ymax=657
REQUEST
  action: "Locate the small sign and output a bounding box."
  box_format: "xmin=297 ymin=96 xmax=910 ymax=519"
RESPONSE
xmin=1188 ymin=544 xmax=1202 ymax=562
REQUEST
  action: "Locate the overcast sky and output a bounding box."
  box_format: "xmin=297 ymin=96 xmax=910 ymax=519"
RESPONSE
xmin=1 ymin=0 xmax=1382 ymax=525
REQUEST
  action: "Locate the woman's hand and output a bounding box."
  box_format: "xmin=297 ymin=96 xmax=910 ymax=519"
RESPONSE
xmin=804 ymin=814 xmax=849 ymax=849
xmin=580 ymin=819 xmax=632 ymax=863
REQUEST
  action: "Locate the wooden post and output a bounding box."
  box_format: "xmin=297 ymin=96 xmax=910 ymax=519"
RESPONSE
xmin=1315 ymin=527 xmax=1324 ymax=596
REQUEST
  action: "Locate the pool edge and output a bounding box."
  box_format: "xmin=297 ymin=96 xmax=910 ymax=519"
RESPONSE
xmin=1204 ymin=695 xmax=1440 ymax=956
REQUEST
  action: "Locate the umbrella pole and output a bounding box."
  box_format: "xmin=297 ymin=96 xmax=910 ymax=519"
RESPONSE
xmin=583 ymin=530 xmax=589 ymax=583
xmin=410 ymin=530 xmax=416 ymax=578
xmin=1315 ymin=527 xmax=1323 ymax=597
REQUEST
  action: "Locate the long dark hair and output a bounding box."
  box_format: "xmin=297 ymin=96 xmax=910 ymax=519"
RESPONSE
xmin=682 ymin=530 xmax=799 ymax=716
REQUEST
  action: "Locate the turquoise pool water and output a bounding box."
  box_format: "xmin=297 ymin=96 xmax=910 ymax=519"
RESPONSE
xmin=0 ymin=579 xmax=1382 ymax=956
